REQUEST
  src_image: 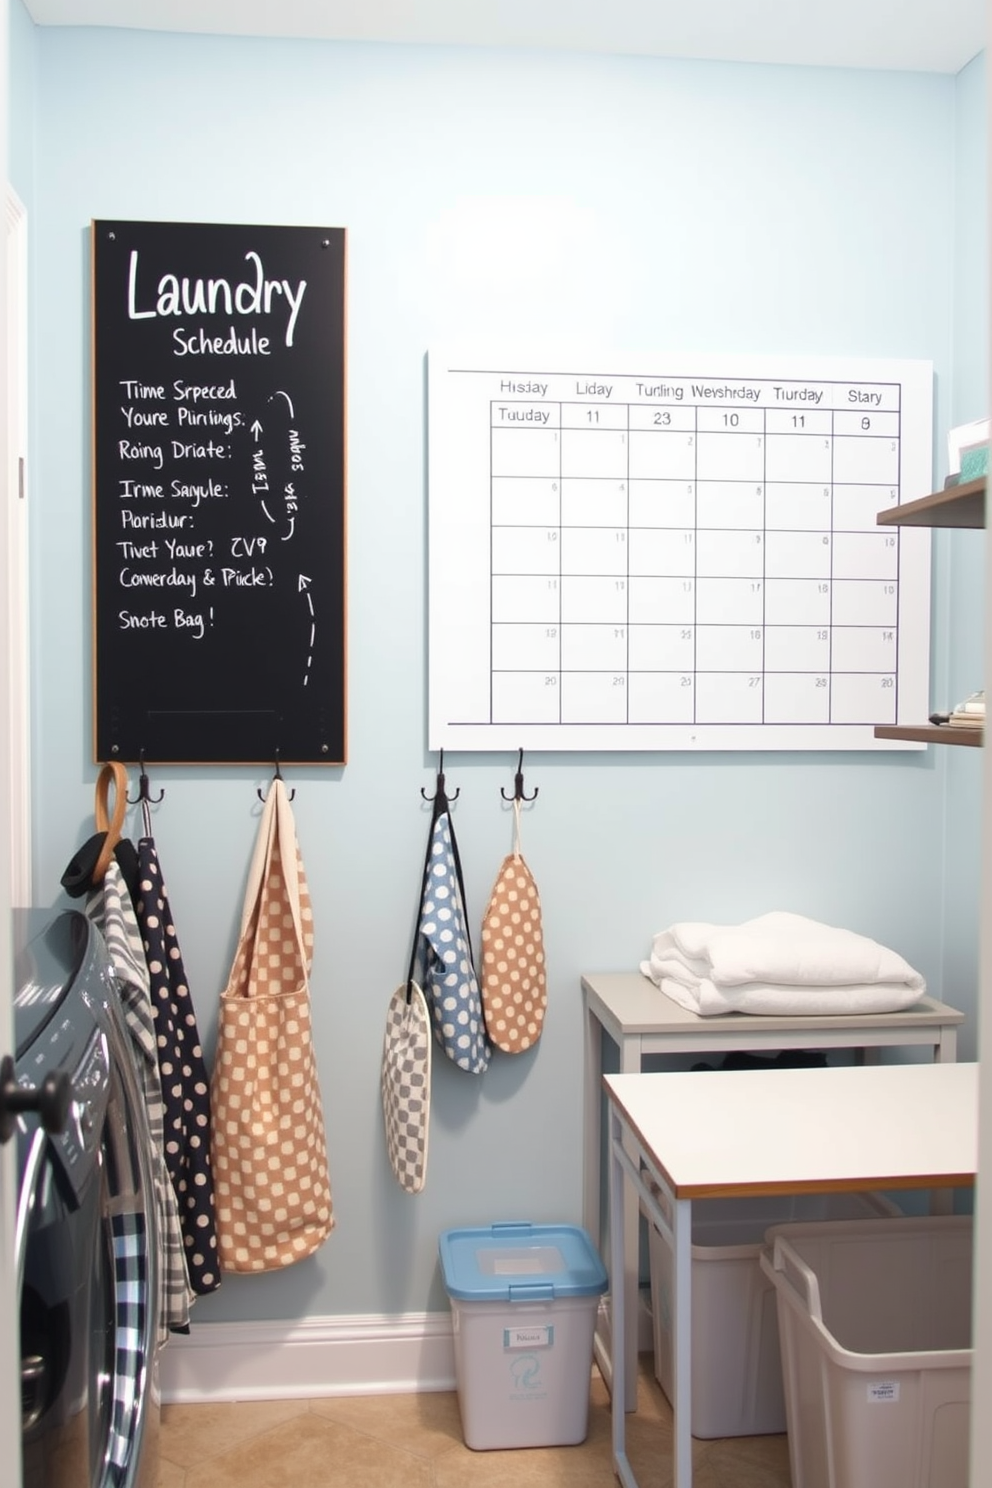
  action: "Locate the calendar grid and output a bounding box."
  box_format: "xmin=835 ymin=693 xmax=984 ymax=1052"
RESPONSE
xmin=432 ymin=354 xmax=932 ymax=751
xmin=767 ymin=422 xmax=773 ymax=729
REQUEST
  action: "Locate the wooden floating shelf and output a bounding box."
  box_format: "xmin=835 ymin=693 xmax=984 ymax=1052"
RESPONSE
xmin=874 ymin=725 xmax=984 ymax=747
xmin=876 ymin=478 xmax=985 ymax=529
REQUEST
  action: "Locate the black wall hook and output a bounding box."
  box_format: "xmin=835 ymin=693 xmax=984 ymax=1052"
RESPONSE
xmin=501 ymin=747 xmax=538 ymax=802
xmin=258 ymin=752 xmax=296 ymax=802
xmin=127 ymin=753 xmax=165 ymax=805
xmin=421 ymin=748 xmax=459 ymax=803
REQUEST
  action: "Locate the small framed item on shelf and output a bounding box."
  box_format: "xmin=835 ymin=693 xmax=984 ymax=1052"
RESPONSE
xmin=948 ymin=417 xmax=990 ymax=482
xmin=948 ymin=691 xmax=985 ymax=730
xmin=874 ymin=476 xmax=985 ymax=748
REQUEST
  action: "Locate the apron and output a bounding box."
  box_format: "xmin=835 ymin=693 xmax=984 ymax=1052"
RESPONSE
xmin=134 ymin=797 xmax=220 ymax=1296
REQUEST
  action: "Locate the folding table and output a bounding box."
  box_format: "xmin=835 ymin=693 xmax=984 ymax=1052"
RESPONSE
xmin=583 ymin=970 xmax=964 ymax=1406
xmin=605 ymin=1060 xmax=978 ymax=1488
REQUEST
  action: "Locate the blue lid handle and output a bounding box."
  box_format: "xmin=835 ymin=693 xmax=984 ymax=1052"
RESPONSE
xmin=509 ymin=1282 xmax=556 ymax=1303
xmin=490 ymin=1222 xmax=535 ymax=1237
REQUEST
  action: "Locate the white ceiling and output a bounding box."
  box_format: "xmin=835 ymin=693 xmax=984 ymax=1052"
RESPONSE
xmin=20 ymin=0 xmax=988 ymax=75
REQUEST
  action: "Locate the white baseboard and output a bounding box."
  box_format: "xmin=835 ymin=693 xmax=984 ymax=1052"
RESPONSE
xmin=158 ymin=1311 xmax=457 ymax=1403
xmin=158 ymin=1293 xmax=655 ymax=1405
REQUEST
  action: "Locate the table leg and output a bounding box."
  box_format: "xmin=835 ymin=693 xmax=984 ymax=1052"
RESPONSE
xmin=609 ymin=1103 xmax=638 ymax=1488
xmin=672 ymin=1196 xmax=693 ymax=1488
xmin=927 ymin=1026 xmax=957 ymax=1211
xmin=586 ymin=1006 xmax=616 ymax=1393
xmin=583 ymin=1000 xmax=603 ymax=1252
xmin=619 ymin=1035 xmax=643 ymax=1412
xmin=928 ymin=1038 xmax=957 ymax=1211
xmin=931 ymin=1031 xmax=958 ymax=1214
xmin=935 ymin=1026 xmax=958 ymax=1063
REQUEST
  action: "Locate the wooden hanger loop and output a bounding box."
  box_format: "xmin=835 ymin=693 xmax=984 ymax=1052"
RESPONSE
xmin=92 ymin=760 xmax=129 ymax=883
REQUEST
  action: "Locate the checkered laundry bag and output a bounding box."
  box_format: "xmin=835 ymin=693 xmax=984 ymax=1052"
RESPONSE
xmin=210 ymin=778 xmax=334 ymax=1271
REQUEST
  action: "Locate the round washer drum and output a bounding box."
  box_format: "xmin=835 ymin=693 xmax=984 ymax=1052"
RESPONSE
xmin=13 ymin=908 xmax=160 ymax=1488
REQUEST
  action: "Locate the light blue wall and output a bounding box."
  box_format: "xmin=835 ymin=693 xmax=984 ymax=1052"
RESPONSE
xmin=939 ymin=51 xmax=988 ymax=1060
xmin=7 ymin=0 xmax=33 ymax=203
xmin=7 ymin=14 xmax=986 ymax=1323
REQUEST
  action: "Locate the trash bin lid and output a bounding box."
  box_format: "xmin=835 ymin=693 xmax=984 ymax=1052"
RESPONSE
xmin=439 ymin=1222 xmax=607 ymax=1303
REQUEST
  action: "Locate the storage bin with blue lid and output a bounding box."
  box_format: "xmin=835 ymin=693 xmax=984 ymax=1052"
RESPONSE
xmin=438 ymin=1222 xmax=607 ymax=1451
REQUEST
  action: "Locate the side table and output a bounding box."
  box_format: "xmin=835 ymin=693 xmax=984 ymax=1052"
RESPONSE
xmin=582 ymin=969 xmax=964 ymax=1408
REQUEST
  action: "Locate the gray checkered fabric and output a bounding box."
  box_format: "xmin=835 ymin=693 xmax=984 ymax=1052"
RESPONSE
xmin=106 ymin=1209 xmax=150 ymax=1486
xmin=381 ymin=982 xmax=432 ymax=1194
xmin=88 ymin=864 xmax=194 ymax=1339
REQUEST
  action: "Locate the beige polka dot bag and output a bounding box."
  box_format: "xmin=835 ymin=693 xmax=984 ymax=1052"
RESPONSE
xmin=210 ymin=777 xmax=334 ymax=1272
xmin=480 ymin=799 xmax=547 ymax=1054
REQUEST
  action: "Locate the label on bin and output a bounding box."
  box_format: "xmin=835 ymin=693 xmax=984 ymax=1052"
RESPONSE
xmin=867 ymin=1380 xmax=900 ymax=1403
xmin=504 ymin=1325 xmax=554 ymax=1350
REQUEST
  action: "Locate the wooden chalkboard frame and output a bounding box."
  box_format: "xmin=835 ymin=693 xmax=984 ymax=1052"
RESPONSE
xmin=91 ymin=220 xmax=347 ymax=765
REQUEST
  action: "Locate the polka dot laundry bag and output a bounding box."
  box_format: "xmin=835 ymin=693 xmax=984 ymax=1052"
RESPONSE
xmin=382 ymin=764 xmax=489 ymax=1194
xmin=210 ymin=777 xmax=334 ymax=1271
xmin=480 ymin=796 xmax=547 ymax=1053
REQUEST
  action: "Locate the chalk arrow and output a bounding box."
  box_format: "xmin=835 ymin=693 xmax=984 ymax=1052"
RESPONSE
xmin=251 ymin=419 xmax=263 ymax=439
xmin=298 ymin=576 xmax=315 ymax=687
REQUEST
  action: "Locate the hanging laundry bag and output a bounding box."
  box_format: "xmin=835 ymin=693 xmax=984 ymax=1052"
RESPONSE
xmin=210 ymin=778 xmax=334 ymax=1272
xmin=380 ymin=979 xmax=432 ymax=1195
xmin=415 ymin=786 xmax=490 ymax=1076
xmin=481 ymin=797 xmax=548 ymax=1053
xmin=381 ymin=771 xmax=489 ymax=1193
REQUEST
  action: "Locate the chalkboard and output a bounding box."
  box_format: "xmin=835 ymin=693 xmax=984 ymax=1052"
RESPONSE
xmin=91 ymin=220 xmax=346 ymax=765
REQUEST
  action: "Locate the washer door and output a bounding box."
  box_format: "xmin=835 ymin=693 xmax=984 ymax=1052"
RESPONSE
xmin=19 ymin=1135 xmax=99 ymax=1488
xmin=18 ymin=1021 xmax=112 ymax=1488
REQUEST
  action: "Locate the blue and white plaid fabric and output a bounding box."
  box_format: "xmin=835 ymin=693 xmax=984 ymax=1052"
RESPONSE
xmin=106 ymin=1210 xmax=150 ymax=1486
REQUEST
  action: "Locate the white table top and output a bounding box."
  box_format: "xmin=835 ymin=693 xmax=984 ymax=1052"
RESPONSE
xmin=605 ymin=1061 xmax=978 ymax=1198
xmin=585 ymin=971 xmax=965 ymax=1036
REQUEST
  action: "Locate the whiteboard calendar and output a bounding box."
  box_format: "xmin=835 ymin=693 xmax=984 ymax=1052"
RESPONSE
xmin=427 ymin=351 xmax=933 ymax=752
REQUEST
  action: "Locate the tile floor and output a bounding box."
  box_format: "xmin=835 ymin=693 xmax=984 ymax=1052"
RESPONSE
xmin=157 ymin=1358 xmax=792 ymax=1487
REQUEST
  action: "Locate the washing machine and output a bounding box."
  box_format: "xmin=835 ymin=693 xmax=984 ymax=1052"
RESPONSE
xmin=12 ymin=907 xmax=159 ymax=1488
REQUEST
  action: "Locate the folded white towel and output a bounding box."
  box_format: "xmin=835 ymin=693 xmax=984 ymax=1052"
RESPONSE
xmin=640 ymin=912 xmax=926 ymax=1018
xmin=652 ymin=911 xmax=924 ymax=988
xmin=655 ymin=974 xmax=925 ymax=1018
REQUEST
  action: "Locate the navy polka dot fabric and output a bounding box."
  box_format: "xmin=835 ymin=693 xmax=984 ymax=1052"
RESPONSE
xmin=135 ymin=838 xmax=221 ymax=1296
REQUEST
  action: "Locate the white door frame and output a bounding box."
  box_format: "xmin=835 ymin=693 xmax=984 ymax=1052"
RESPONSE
xmin=6 ymin=186 xmax=30 ymax=906
xmin=2 ymin=0 xmax=26 ymax=1472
